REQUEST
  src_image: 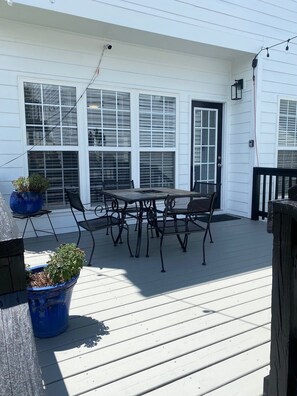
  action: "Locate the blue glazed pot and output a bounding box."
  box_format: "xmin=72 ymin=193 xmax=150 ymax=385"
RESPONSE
xmin=10 ymin=191 xmax=43 ymax=215
xmin=27 ymin=265 xmax=78 ymax=338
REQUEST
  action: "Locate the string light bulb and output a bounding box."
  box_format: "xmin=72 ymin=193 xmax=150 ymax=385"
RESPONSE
xmin=286 ymin=39 xmax=290 ymax=51
xmin=266 ymin=48 xmax=270 ymax=57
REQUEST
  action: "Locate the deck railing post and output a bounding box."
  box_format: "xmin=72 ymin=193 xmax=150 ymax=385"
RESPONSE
xmin=264 ymin=188 xmax=297 ymax=395
xmin=0 ymin=193 xmax=44 ymax=395
xmin=251 ymin=167 xmax=260 ymax=220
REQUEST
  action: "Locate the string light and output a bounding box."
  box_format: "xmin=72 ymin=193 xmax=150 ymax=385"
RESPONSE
xmin=0 ymin=44 xmax=112 ymax=168
xmin=286 ymin=39 xmax=290 ymax=51
xmin=252 ymin=34 xmax=297 ymax=79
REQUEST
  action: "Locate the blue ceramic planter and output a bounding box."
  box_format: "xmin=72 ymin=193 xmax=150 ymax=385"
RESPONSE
xmin=27 ymin=265 xmax=78 ymax=338
xmin=10 ymin=191 xmax=43 ymax=215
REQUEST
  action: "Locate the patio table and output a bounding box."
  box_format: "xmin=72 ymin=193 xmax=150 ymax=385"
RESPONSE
xmin=102 ymin=187 xmax=199 ymax=257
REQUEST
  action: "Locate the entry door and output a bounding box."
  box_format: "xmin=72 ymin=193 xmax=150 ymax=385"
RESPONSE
xmin=191 ymin=101 xmax=222 ymax=207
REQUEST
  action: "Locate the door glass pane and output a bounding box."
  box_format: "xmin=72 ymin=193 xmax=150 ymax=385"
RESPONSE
xmin=193 ymin=108 xmax=217 ymax=184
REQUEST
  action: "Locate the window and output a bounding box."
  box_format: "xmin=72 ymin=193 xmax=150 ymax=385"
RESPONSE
xmin=275 ymin=99 xmax=297 ymax=196
xmin=89 ymin=151 xmax=131 ymax=203
xmin=23 ymin=83 xmax=177 ymax=208
xmin=86 ymin=88 xmax=132 ymax=204
xmin=87 ymin=89 xmax=131 ymax=147
xmin=140 ymin=152 xmax=175 ymax=188
xmin=24 ymin=82 xmax=79 ymax=208
xmin=139 ymin=94 xmax=176 ymax=188
xmin=277 ymin=99 xmax=297 ymax=168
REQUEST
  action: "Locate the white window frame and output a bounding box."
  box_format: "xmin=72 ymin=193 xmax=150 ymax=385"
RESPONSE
xmin=19 ymin=77 xmax=179 ymax=208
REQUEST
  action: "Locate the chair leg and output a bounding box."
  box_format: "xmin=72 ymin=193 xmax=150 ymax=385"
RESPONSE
xmin=202 ymin=230 xmax=207 ymax=265
xmin=87 ymin=231 xmax=96 ymax=266
xmin=208 ymin=226 xmax=213 ymax=243
xmin=76 ymin=228 xmax=82 ymax=247
xmin=146 ymin=223 xmax=150 ymax=257
xmin=207 ymin=213 xmax=214 ymax=243
xmin=176 ymin=234 xmax=187 ymax=252
xmin=160 ymin=236 xmax=166 ymax=273
xmin=110 ymin=223 xmax=123 ymax=246
xmin=125 ymin=224 xmax=133 ymax=257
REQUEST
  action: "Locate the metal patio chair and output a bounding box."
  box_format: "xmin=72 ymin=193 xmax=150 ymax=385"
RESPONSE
xmin=146 ymin=188 xmax=218 ymax=272
xmin=65 ymin=189 xmax=132 ymax=266
xmin=103 ymin=179 xmax=141 ymax=228
xmin=191 ymin=181 xmax=220 ymax=243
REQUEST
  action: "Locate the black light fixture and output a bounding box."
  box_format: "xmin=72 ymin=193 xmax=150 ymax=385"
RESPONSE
xmin=231 ymin=79 xmax=244 ymax=100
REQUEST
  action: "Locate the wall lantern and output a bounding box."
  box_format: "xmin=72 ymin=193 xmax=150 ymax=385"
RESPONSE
xmin=231 ymin=79 xmax=244 ymax=100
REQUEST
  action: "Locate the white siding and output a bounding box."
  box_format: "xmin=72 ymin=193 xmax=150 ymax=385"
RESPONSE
xmin=1 ymin=0 xmax=297 ymax=227
xmin=0 ymin=19 xmax=232 ymax=234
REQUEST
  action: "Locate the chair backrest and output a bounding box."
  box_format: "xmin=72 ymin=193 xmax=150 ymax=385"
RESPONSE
xmin=192 ymin=181 xmax=217 ymax=196
xmin=163 ymin=188 xmax=218 ymax=218
xmin=65 ymin=189 xmax=85 ymax=213
xmin=163 ymin=194 xmax=201 ymax=216
xmin=192 ymin=182 xmax=219 ymax=209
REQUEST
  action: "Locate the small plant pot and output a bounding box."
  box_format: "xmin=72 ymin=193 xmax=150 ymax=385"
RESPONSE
xmin=26 ymin=265 xmax=78 ymax=338
xmin=10 ymin=191 xmax=43 ymax=215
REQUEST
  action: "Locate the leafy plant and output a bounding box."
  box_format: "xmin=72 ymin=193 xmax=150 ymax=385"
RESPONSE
xmin=27 ymin=243 xmax=86 ymax=287
xmin=45 ymin=243 xmax=86 ymax=284
xmin=12 ymin=173 xmax=50 ymax=193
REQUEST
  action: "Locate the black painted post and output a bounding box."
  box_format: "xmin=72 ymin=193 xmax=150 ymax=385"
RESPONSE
xmin=264 ymin=189 xmax=297 ymax=395
xmin=0 ymin=194 xmax=44 ymax=396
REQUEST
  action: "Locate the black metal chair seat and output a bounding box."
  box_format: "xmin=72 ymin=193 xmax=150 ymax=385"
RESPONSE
xmin=78 ymin=216 xmax=109 ymax=232
xmin=146 ymin=185 xmax=219 ymax=272
xmin=65 ymin=189 xmax=132 ymax=266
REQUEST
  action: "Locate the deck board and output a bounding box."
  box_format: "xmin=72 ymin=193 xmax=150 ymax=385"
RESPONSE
xmin=24 ymin=218 xmax=272 ymax=395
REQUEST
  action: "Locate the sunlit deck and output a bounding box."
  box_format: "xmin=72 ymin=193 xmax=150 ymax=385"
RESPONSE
xmin=24 ymin=217 xmax=273 ymax=396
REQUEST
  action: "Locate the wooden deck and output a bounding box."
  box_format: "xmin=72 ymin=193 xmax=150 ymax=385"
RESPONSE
xmin=24 ymin=217 xmax=273 ymax=396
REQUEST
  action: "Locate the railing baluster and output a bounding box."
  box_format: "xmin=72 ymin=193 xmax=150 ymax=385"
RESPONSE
xmin=262 ymin=174 xmax=267 ymax=220
xmin=251 ymin=167 xmax=297 ymax=220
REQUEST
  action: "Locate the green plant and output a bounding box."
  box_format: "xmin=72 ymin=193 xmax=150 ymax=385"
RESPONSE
xmin=46 ymin=243 xmax=86 ymax=284
xmin=12 ymin=173 xmax=50 ymax=193
xmin=27 ymin=243 xmax=86 ymax=287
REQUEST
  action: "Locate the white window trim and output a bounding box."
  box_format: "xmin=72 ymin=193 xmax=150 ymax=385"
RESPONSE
xmin=19 ymin=76 xmax=179 ymax=205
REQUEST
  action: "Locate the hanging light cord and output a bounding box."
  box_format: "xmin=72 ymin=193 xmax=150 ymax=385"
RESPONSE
xmin=0 ymin=44 xmax=111 ymax=168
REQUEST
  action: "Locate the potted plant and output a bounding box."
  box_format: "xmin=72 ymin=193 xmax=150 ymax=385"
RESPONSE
xmin=26 ymin=243 xmax=86 ymax=338
xmin=10 ymin=173 xmax=50 ymax=214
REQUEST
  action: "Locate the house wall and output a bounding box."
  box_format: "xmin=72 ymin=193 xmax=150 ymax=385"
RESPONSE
xmin=1 ymin=1 xmax=297 ymax=235
xmin=0 ymin=19 xmax=235 ymax=235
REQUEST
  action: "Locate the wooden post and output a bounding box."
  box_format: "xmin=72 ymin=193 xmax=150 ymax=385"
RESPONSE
xmin=264 ymin=199 xmax=297 ymax=395
xmin=0 ymin=194 xmax=44 ymax=396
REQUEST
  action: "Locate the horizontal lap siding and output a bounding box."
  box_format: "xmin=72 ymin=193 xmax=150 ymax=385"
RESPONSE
xmin=1 ymin=1 xmax=297 ymax=222
xmin=0 ymin=19 xmax=231 ymax=234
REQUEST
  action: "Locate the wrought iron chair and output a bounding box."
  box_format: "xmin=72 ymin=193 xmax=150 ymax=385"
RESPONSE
xmin=103 ymin=179 xmax=141 ymax=227
xmin=191 ymin=181 xmax=219 ymax=243
xmin=65 ymin=189 xmax=132 ymax=266
xmin=146 ymin=187 xmax=218 ymax=272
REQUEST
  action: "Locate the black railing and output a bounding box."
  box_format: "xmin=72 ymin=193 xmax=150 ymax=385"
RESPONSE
xmin=251 ymin=167 xmax=297 ymax=220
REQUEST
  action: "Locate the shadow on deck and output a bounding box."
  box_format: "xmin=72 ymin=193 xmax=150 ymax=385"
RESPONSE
xmin=23 ymin=218 xmax=273 ymax=396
